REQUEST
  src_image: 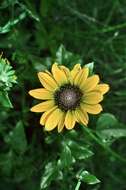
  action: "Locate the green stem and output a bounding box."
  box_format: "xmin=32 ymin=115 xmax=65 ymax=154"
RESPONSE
xmin=101 ymin=22 xmax=126 ymax=33
xmin=75 ymin=180 xmax=81 ymax=190
xmin=82 ymin=126 xmax=126 ymax=163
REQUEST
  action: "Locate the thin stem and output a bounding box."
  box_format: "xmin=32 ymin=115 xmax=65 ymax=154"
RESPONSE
xmin=75 ymin=180 xmax=81 ymax=190
xmin=82 ymin=126 xmax=126 ymax=163
xmin=101 ymin=22 xmax=126 ymax=33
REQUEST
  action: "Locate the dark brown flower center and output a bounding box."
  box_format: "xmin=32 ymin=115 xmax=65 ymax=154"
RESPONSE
xmin=54 ymin=84 xmax=83 ymax=111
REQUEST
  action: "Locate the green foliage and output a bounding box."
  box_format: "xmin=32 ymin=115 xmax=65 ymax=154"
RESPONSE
xmin=60 ymin=143 xmax=74 ymax=168
xmin=77 ymin=170 xmax=100 ymax=185
xmin=0 ymin=55 xmax=16 ymax=91
xmin=0 ymin=0 xmax=126 ymax=190
xmin=5 ymin=121 xmax=27 ymax=154
xmin=0 ymin=91 xmax=13 ymax=108
xmin=96 ymin=113 xmax=126 ymax=145
xmin=40 ymin=162 xmax=59 ymax=189
xmin=84 ymin=62 xmax=94 ymax=75
xmin=0 ymin=12 xmax=26 ymax=34
xmin=67 ymin=140 xmax=94 ymax=160
xmin=0 ymin=54 xmax=17 ymax=107
xmin=55 ymin=44 xmax=82 ymax=67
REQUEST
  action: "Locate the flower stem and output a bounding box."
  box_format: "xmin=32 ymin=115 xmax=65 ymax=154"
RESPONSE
xmin=81 ymin=126 xmax=126 ymax=163
xmin=75 ymin=180 xmax=81 ymax=190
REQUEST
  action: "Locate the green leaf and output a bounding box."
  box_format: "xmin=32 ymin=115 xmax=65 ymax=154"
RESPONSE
xmin=17 ymin=1 xmax=40 ymax=22
xmin=96 ymin=113 xmax=126 ymax=144
xmin=0 ymin=49 xmax=17 ymax=91
xmin=67 ymin=140 xmax=94 ymax=160
xmin=0 ymin=0 xmax=17 ymax=9
xmin=59 ymin=143 xmax=74 ymax=168
xmin=0 ymin=12 xmax=26 ymax=34
xmin=96 ymin=113 xmax=118 ymax=129
xmin=98 ymin=128 xmax=126 ymax=140
xmin=55 ymin=44 xmax=82 ymax=67
xmin=40 ymin=162 xmax=58 ymax=189
xmin=84 ymin=62 xmax=94 ymax=75
xmin=77 ymin=170 xmax=100 ymax=185
xmin=0 ymin=91 xmax=13 ymax=108
xmin=0 ymin=55 xmax=16 ymax=108
xmin=4 ymin=121 xmax=27 ymax=154
xmin=0 ymin=151 xmax=13 ymax=176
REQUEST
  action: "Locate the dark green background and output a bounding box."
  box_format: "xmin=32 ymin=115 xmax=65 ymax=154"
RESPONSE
xmin=0 ymin=0 xmax=126 ymax=190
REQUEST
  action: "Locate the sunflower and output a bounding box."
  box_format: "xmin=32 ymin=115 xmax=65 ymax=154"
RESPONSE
xmin=29 ymin=63 xmax=109 ymax=132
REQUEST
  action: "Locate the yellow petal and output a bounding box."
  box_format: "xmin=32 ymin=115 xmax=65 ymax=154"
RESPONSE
xmin=40 ymin=106 xmax=57 ymax=125
xmin=95 ymin=84 xmax=110 ymax=95
xmin=74 ymin=69 xmax=82 ymax=85
xmin=45 ymin=108 xmax=63 ymax=131
xmin=82 ymin=75 xmax=100 ymax=92
xmin=45 ymin=70 xmax=52 ymax=75
xmin=83 ymin=91 xmax=103 ymax=104
xmin=60 ymin=65 xmax=70 ymax=76
xmin=82 ymin=103 xmax=103 ymax=114
xmin=79 ymin=67 xmax=89 ymax=87
xmin=74 ymin=67 xmax=89 ymax=86
xmin=29 ymin=88 xmax=53 ymax=100
xmin=60 ymin=65 xmax=72 ymax=83
xmin=65 ymin=111 xmax=76 ymax=130
xmin=80 ymin=105 xmax=89 ymax=121
xmin=75 ymin=109 xmax=88 ymax=126
xmin=30 ymin=100 xmax=54 ymax=112
xmin=52 ymin=63 xmax=68 ymax=85
xmin=38 ymin=72 xmax=58 ymax=91
xmin=71 ymin=64 xmax=81 ymax=80
xmin=58 ymin=112 xmax=65 ymax=133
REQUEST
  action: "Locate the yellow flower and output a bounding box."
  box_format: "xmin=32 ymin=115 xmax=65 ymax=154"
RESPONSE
xmin=29 ymin=63 xmax=109 ymax=132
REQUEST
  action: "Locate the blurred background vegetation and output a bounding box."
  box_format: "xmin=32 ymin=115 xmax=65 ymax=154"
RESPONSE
xmin=0 ymin=0 xmax=126 ymax=189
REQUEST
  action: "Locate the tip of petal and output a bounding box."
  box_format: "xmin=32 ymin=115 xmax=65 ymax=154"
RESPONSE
xmin=37 ymin=72 xmax=43 ymax=81
xmin=30 ymin=107 xmax=34 ymax=112
xmin=97 ymin=83 xmax=110 ymax=95
xmin=53 ymin=62 xmax=58 ymax=65
xmin=28 ymin=90 xmax=35 ymax=97
xmin=74 ymin=63 xmax=81 ymax=69
xmin=58 ymin=128 xmax=63 ymax=133
xmin=106 ymin=84 xmax=110 ymax=92
xmin=101 ymin=106 xmax=103 ymax=112
xmin=37 ymin=72 xmax=42 ymax=77
xmin=28 ymin=90 xmax=32 ymax=96
xmin=84 ymin=123 xmax=88 ymax=127
xmin=44 ymin=127 xmax=52 ymax=132
xmin=52 ymin=63 xmax=59 ymax=70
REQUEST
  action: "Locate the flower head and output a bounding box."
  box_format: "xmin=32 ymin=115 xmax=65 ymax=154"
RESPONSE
xmin=29 ymin=63 xmax=109 ymax=132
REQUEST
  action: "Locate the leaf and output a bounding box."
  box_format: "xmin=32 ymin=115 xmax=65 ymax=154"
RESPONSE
xmin=0 ymin=12 xmax=26 ymax=34
xmin=55 ymin=44 xmax=82 ymax=67
xmin=96 ymin=113 xmax=126 ymax=144
xmin=98 ymin=128 xmax=126 ymax=140
xmin=84 ymin=62 xmax=94 ymax=75
xmin=0 ymin=55 xmax=17 ymax=91
xmin=77 ymin=170 xmax=100 ymax=185
xmin=17 ymin=1 xmax=40 ymax=22
xmin=65 ymin=129 xmax=78 ymax=139
xmin=4 ymin=121 xmax=27 ymax=154
xmin=67 ymin=140 xmax=94 ymax=160
xmin=97 ymin=124 xmax=126 ymax=145
xmin=59 ymin=143 xmax=74 ymax=168
xmin=0 ymin=91 xmax=13 ymax=108
xmin=40 ymin=162 xmax=58 ymax=189
xmin=96 ymin=113 xmax=118 ymax=129
xmin=0 ymin=151 xmax=13 ymax=176
xmin=0 ymin=0 xmax=17 ymax=9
